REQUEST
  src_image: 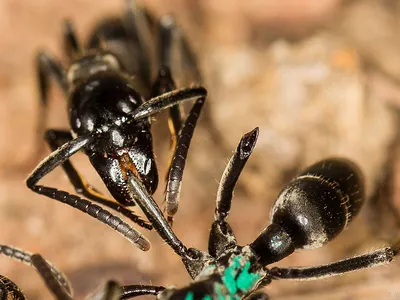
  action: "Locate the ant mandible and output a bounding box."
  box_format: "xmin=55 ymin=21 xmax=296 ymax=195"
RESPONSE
xmin=26 ymin=0 xmax=205 ymax=251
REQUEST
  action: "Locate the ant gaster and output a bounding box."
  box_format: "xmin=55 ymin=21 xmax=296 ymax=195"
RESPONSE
xmin=26 ymin=0 xmax=206 ymax=250
xmin=4 ymin=128 xmax=399 ymax=299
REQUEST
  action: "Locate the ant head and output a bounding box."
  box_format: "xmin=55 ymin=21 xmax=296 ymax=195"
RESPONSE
xmin=250 ymin=158 xmax=365 ymax=265
xmin=68 ymin=62 xmax=158 ymax=206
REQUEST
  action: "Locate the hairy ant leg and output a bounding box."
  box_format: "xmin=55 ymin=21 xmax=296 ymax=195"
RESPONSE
xmin=270 ymin=242 xmax=400 ymax=280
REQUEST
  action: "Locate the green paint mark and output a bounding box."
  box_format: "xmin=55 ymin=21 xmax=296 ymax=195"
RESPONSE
xmin=185 ymin=291 xmax=194 ymax=300
xmin=221 ymin=256 xmax=241 ymax=295
xmin=202 ymin=296 xmax=212 ymax=300
xmin=220 ymin=255 xmax=261 ymax=299
xmin=237 ymin=261 xmax=261 ymax=291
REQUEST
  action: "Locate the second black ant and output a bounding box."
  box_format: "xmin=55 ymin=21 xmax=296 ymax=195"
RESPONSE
xmin=26 ymin=0 xmax=206 ymax=250
xmin=3 ymin=128 xmax=399 ymax=299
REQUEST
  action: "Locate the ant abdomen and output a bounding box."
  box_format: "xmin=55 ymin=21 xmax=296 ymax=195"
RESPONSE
xmin=271 ymin=158 xmax=365 ymax=250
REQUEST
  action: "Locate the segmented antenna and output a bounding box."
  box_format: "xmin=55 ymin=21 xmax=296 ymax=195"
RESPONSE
xmin=32 ymin=186 xmax=150 ymax=251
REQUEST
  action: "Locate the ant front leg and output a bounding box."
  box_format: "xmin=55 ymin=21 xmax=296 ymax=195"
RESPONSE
xmin=44 ymin=129 xmax=152 ymax=230
xmin=153 ymin=16 xmax=184 ymax=146
xmin=150 ymin=17 xmax=208 ymax=226
xmin=164 ymin=92 xmax=205 ymax=226
xmin=154 ymin=14 xmax=204 ymax=140
xmin=209 ymin=128 xmax=259 ymax=257
xmin=127 ymin=85 xmax=207 ymax=227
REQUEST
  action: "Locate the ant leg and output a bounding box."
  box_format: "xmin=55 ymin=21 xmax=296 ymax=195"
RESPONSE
xmin=36 ymin=51 xmax=68 ymax=106
xmin=35 ymin=51 xmax=68 ymax=146
xmin=123 ymin=0 xmax=153 ymax=88
xmin=152 ymin=67 xmax=183 ymax=160
xmin=164 ymin=95 xmax=205 ymax=225
xmin=63 ymin=20 xmax=81 ymax=59
xmin=0 ymin=245 xmax=72 ymax=297
xmin=44 ymin=129 xmax=152 ymax=230
xmin=269 ymin=242 xmax=399 ymax=280
xmin=174 ymin=19 xmax=202 ymax=84
xmin=0 ymin=275 xmax=26 ymax=300
xmin=120 ymin=285 xmax=165 ymax=299
xmin=25 ymin=137 xmax=150 ymax=251
xmin=30 ymin=254 xmax=72 ymax=300
xmin=130 ymin=83 xmax=206 ymax=226
xmin=152 ymin=18 xmax=205 ymax=225
xmin=208 ymin=128 xmax=259 ymax=257
xmin=153 ymin=17 xmax=183 ymax=145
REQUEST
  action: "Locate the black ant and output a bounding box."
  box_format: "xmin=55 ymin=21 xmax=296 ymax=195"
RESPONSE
xmin=122 ymin=127 xmax=399 ymax=299
xmin=26 ymin=0 xmax=206 ymax=250
xmin=5 ymin=128 xmax=399 ymax=299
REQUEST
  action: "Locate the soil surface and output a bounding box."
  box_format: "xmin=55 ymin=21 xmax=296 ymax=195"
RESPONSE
xmin=1 ymin=0 xmax=400 ymax=299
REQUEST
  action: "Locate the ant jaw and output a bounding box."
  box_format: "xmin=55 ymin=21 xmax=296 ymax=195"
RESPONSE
xmin=249 ymin=224 xmax=295 ymax=266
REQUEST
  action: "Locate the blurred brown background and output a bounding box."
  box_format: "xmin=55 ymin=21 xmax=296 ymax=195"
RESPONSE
xmin=1 ymin=0 xmax=400 ymax=299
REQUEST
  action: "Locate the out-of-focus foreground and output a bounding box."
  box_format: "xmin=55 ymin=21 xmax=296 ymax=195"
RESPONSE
xmin=0 ymin=0 xmax=400 ymax=299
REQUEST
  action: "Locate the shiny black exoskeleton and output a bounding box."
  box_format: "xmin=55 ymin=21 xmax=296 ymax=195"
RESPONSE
xmin=26 ymin=0 xmax=206 ymax=250
xmin=69 ymin=70 xmax=158 ymax=203
xmin=6 ymin=128 xmax=399 ymax=299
